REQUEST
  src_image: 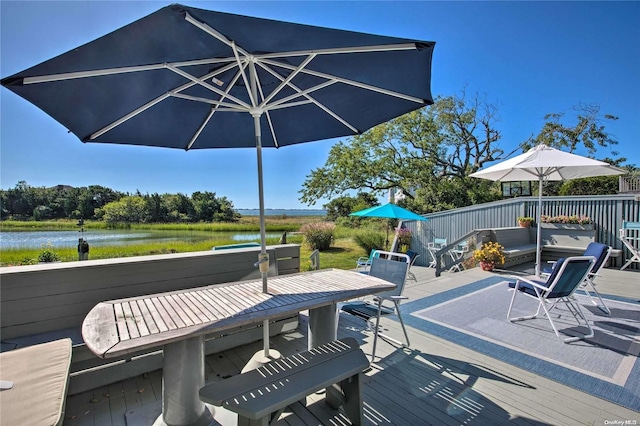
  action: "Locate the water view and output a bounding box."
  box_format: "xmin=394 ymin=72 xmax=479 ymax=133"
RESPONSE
xmin=0 ymin=230 xmax=282 ymax=250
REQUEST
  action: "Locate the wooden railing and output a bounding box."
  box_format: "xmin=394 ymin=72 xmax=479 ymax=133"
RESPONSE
xmin=620 ymin=176 xmax=640 ymax=193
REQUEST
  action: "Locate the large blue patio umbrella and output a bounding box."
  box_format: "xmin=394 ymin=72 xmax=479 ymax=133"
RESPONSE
xmin=1 ymin=4 xmax=434 ymax=364
xmin=351 ymin=203 xmax=428 ymax=248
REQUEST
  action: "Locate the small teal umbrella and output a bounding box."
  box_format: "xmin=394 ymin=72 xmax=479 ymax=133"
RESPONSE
xmin=350 ymin=203 xmax=427 ymax=249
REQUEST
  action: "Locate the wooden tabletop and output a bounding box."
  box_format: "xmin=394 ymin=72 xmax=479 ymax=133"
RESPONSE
xmin=82 ymin=269 xmax=395 ymax=358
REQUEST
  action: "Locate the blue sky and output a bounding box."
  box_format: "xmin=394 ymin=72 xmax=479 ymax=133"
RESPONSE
xmin=1 ymin=1 xmax=639 ymax=209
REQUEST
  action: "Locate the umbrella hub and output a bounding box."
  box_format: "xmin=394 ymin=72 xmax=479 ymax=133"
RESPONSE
xmin=250 ymin=107 xmax=265 ymax=118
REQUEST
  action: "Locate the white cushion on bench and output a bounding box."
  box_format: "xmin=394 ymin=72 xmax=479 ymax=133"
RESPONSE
xmin=0 ymin=338 xmax=72 ymax=426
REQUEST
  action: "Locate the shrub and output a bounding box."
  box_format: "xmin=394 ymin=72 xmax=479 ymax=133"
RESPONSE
xmin=353 ymin=228 xmax=385 ymax=254
xmin=37 ymin=242 xmax=60 ymax=263
xmin=300 ymin=222 xmax=335 ymax=251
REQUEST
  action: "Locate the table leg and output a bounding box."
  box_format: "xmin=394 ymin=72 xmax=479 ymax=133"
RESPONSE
xmin=154 ymin=335 xmax=213 ymax=426
xmin=308 ymin=303 xmax=337 ymax=350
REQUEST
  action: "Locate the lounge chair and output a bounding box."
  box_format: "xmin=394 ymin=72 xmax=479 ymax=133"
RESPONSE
xmin=340 ymin=250 xmax=410 ymax=361
xmin=507 ymin=256 xmax=596 ymax=343
xmin=427 ymin=238 xmax=447 ymax=268
xmin=619 ymin=221 xmax=640 ymax=271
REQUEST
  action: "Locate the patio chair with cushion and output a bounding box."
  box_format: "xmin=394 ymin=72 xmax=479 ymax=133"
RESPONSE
xmin=507 ymin=256 xmax=596 ymax=343
xmin=543 ymin=242 xmax=613 ymax=315
xmin=339 ymin=250 xmax=411 ymax=361
xmin=619 ymin=221 xmax=640 ymax=271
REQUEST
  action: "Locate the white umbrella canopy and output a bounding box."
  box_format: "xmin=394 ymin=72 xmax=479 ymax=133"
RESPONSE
xmin=470 ymin=144 xmax=626 ymax=275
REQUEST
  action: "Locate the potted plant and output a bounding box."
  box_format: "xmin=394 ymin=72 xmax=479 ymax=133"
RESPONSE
xmin=517 ymin=216 xmax=534 ymax=228
xmin=539 ymin=215 xmax=593 ymax=230
xmin=395 ymin=227 xmax=412 ymax=252
xmin=472 ymin=242 xmax=505 ymax=271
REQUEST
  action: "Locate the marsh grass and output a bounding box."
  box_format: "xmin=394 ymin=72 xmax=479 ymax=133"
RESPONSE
xmin=1 ymin=218 xmax=378 ymax=270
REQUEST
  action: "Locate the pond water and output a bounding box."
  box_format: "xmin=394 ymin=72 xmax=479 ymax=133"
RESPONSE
xmin=0 ymin=230 xmax=282 ymax=250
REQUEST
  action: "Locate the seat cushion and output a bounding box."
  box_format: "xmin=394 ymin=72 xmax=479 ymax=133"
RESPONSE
xmin=0 ymin=339 xmax=72 ymax=426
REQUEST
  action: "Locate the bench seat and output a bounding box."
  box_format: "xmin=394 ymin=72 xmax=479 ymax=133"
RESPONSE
xmin=200 ymin=337 xmax=368 ymax=426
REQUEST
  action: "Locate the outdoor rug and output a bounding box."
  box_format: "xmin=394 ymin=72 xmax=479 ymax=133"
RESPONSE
xmin=398 ymin=277 xmax=640 ymax=411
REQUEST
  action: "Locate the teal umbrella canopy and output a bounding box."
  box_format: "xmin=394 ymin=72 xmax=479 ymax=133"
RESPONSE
xmin=350 ymin=203 xmax=427 ymax=221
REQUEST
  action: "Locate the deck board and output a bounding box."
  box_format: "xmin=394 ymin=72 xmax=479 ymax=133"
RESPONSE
xmin=63 ymin=265 xmax=640 ymax=425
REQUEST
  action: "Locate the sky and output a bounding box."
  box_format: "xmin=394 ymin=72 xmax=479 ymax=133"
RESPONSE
xmin=1 ymin=1 xmax=639 ymax=209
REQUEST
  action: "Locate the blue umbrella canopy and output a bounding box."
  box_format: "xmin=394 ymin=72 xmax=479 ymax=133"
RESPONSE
xmin=351 ymin=203 xmax=427 ymax=249
xmin=350 ymin=203 xmax=428 ymax=221
xmin=1 ymin=4 xmax=435 ymax=356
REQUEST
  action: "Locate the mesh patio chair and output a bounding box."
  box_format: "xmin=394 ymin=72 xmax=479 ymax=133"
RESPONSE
xmin=507 ymin=256 xmax=597 ymax=343
xmin=339 ymin=250 xmax=410 ymax=362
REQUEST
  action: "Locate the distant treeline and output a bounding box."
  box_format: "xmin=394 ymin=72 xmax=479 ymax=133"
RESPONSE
xmin=0 ymin=181 xmax=239 ymax=224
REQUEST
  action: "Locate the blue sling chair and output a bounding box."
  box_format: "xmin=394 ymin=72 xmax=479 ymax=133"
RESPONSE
xmin=507 ymin=256 xmax=596 ymax=343
xmin=542 ymin=242 xmax=613 ymax=315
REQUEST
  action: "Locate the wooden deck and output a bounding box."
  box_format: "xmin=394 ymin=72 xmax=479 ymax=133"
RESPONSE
xmin=62 ymin=265 xmax=640 ymax=425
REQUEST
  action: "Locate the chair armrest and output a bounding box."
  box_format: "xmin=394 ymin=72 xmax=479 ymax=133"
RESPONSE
xmin=506 ymin=275 xmax=548 ymax=291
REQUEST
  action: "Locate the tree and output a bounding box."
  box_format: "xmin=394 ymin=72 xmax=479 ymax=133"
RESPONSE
xmin=100 ymin=196 xmax=147 ymax=225
xmin=323 ymin=193 xmax=379 ymax=221
xmin=523 ymin=103 xmax=619 ymax=155
xmin=299 ymin=92 xmax=507 ymax=213
xmin=524 ymin=104 xmax=636 ymax=196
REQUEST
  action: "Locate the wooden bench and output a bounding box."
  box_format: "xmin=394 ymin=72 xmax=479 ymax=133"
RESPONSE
xmin=199 ymin=338 xmax=368 ymax=426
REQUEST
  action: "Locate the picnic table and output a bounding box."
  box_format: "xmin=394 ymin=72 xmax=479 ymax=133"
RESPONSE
xmin=82 ymin=268 xmax=395 ymax=426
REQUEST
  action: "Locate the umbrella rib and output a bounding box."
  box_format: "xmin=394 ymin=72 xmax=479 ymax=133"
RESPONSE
xmin=254 ymin=43 xmax=419 ymax=59
xmin=185 ymin=66 xmax=247 ymax=150
xmin=261 ymin=58 xmax=425 ymax=104
xmin=21 ymin=58 xmax=236 ymax=85
xmin=259 ymin=54 xmax=316 ymax=107
xmin=256 ymin=61 xmax=359 ymax=133
xmin=251 ymin=69 xmax=280 ymax=148
xmin=91 ymin=65 xmax=239 ymax=141
xmin=165 ymin=63 xmax=251 ymax=109
xmin=184 ymin=13 xmax=250 ymax=57
xmin=264 ymin=80 xmax=336 ymax=109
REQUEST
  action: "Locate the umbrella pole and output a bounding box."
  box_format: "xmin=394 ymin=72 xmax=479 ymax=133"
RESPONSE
xmin=535 ymin=177 xmax=543 ymax=276
xmin=254 ymin=115 xmax=271 ymax=357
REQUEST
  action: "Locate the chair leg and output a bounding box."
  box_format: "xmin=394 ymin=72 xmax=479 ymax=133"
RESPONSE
xmin=370 ymin=299 xmax=384 ymax=362
xmin=561 ymin=296 xmax=595 ymax=343
xmin=507 ymin=286 xmax=544 ymax=322
xmin=581 ymin=279 xmax=611 ymax=315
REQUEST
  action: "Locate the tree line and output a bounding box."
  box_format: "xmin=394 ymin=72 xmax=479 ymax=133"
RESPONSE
xmin=0 ymin=181 xmax=239 ymax=224
xmin=301 ymin=93 xmax=638 ymax=215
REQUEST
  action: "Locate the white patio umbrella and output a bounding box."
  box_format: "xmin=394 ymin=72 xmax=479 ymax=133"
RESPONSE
xmin=470 ymin=144 xmax=626 ymax=276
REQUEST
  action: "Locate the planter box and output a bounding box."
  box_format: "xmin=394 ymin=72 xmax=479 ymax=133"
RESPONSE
xmin=539 ymin=223 xmax=594 ymax=231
